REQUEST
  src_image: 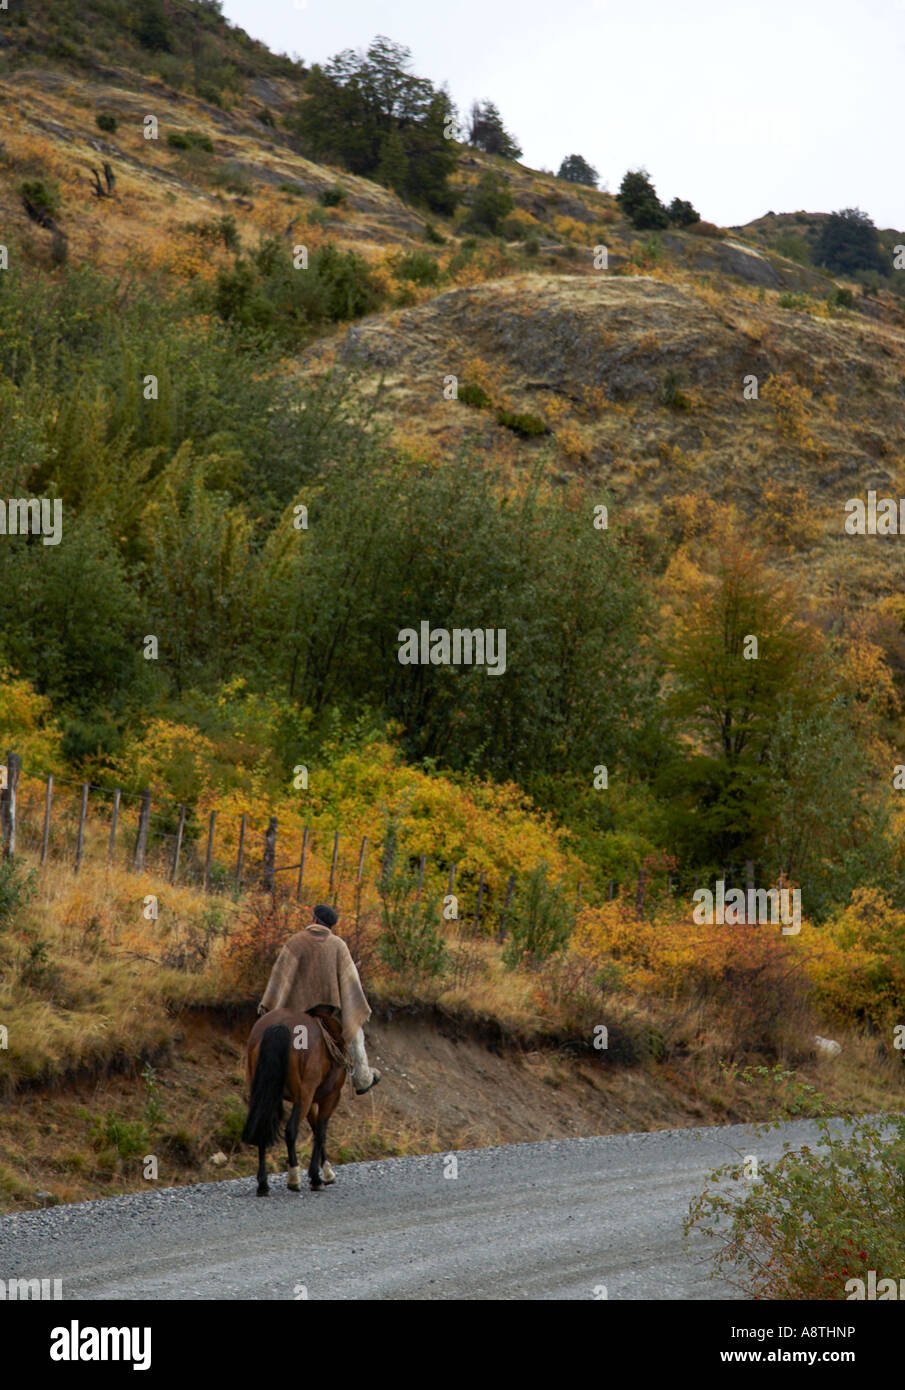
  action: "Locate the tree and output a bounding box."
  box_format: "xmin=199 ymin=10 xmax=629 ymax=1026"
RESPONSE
xmin=667 ymin=196 xmax=699 ymax=227
xmin=291 ymin=37 xmax=458 ymax=214
xmin=466 ymin=171 xmax=514 ymax=236
xmin=376 ymin=129 xmax=408 ymax=196
xmin=557 ymin=154 xmax=599 ymax=187
xmin=467 ymin=100 xmax=522 ymax=160
xmin=618 ymin=168 xmax=668 ymax=229
xmin=136 ymin=0 xmax=172 ymax=53
xmin=658 ymin=543 xmax=823 ymax=866
xmin=815 ymin=208 xmax=886 ymax=276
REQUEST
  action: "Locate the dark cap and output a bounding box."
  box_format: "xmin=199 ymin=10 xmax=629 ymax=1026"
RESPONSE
xmin=313 ymin=904 xmax=338 ymax=928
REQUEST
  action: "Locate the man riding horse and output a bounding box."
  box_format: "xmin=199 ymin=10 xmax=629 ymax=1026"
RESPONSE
xmin=257 ymin=903 xmax=381 ymax=1097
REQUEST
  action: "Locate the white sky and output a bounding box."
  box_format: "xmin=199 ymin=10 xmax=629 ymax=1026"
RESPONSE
xmin=220 ymin=0 xmax=904 ymax=229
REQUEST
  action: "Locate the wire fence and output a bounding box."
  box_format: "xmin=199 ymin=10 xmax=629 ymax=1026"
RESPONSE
xmin=0 ymin=750 xmax=795 ymax=934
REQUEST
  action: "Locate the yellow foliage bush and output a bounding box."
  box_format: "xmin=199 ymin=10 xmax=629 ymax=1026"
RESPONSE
xmin=0 ymin=669 xmax=62 ymax=771
xmin=805 ymin=888 xmax=905 ymax=1030
xmin=552 ymin=215 xmax=588 ymax=243
xmin=762 ymin=372 xmax=815 ymax=448
xmin=556 ymin=424 xmax=589 ymax=460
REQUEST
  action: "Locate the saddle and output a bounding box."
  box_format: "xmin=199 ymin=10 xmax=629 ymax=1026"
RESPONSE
xmin=308 ymin=1005 xmax=353 ymax=1074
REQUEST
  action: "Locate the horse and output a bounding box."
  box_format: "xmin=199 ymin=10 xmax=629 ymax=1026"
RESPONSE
xmin=241 ymin=1007 xmax=347 ymax=1196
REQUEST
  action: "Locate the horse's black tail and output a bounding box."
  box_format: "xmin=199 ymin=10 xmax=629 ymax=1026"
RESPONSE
xmin=242 ymin=1024 xmax=290 ymax=1148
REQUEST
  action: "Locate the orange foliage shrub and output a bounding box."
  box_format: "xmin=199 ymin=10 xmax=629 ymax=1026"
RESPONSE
xmin=573 ymin=899 xmax=812 ymax=1056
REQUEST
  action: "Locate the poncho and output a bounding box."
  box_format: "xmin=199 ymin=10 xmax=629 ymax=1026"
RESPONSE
xmin=259 ymin=924 xmax=371 ymax=1043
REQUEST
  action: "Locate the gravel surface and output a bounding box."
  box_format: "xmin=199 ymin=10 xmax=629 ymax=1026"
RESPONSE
xmin=0 ymin=1118 xmax=840 ymax=1300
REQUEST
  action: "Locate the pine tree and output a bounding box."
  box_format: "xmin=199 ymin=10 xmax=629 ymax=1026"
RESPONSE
xmin=557 ymin=154 xmax=599 ymax=187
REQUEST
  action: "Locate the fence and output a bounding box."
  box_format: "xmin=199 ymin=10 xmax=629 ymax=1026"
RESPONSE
xmin=0 ymin=749 xmax=787 ymax=935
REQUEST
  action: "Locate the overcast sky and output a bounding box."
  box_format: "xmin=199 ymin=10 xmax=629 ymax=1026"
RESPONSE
xmin=220 ymin=0 xmax=903 ymax=230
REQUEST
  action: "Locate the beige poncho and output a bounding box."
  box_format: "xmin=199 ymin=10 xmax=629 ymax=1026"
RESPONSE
xmin=259 ymin=924 xmax=371 ymax=1043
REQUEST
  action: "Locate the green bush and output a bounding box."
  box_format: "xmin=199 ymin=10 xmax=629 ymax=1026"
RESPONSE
xmin=18 ymin=179 xmax=61 ymax=220
xmin=495 ymin=408 xmax=547 ymax=437
xmin=827 ymin=285 xmax=854 ymax=309
xmin=523 ymin=235 xmax=540 ymax=257
xmin=166 ymin=130 xmax=214 ymax=153
xmin=90 ymin=1114 xmax=148 ymax=1161
xmin=212 ymin=238 xmax=383 ymax=348
xmin=502 ymin=864 xmax=571 ymax=967
xmin=318 ymin=184 xmax=346 ymax=208
xmin=393 ymin=250 xmax=440 ymax=286
xmin=0 ymin=857 xmax=36 ymax=931
xmin=661 ymin=369 xmax=691 ymax=410
xmin=95 ymin=113 xmax=118 ymax=134
xmin=777 ymin=290 xmax=810 ymax=310
xmin=467 ymin=172 xmax=514 ymax=236
xmin=459 ymin=382 xmax=493 ymax=409
xmin=423 ymin=222 xmax=446 ymax=245
xmin=376 ymin=823 xmax=447 ymax=979
xmin=686 ymin=1113 xmax=905 ymax=1300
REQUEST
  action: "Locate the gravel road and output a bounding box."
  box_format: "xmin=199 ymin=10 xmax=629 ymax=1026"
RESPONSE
xmin=0 ymin=1118 xmax=839 ymax=1300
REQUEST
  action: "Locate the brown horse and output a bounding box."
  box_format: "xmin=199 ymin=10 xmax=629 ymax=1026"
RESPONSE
xmin=241 ymin=1007 xmax=347 ymax=1196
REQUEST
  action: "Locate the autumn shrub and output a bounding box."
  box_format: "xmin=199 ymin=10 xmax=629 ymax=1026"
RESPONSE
xmin=761 ymin=372 xmax=815 ymax=447
xmin=573 ymin=899 xmax=811 ymax=1058
xmin=806 ymin=887 xmax=905 ymax=1032
xmin=95 ymin=113 xmax=118 ymax=134
xmin=686 ymin=220 xmax=725 ymax=239
xmin=686 ymin=1113 xmax=905 ymax=1299
xmin=220 ymin=894 xmax=307 ymax=998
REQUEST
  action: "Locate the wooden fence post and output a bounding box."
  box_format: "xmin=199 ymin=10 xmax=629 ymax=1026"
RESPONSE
xmin=497 ymin=873 xmax=515 ymax=942
xmin=41 ymin=774 xmax=53 ymax=865
xmin=356 ymin=836 xmax=367 ymax=884
xmin=295 ymin=825 xmax=309 ymax=902
xmin=329 ymin=831 xmax=339 ymax=898
xmin=74 ymin=782 xmax=89 ymax=872
xmin=133 ymin=790 xmax=151 ymax=871
xmin=203 ymin=810 xmax=216 ymax=892
xmin=108 ymin=788 xmax=121 ymax=866
xmin=636 ymin=867 xmax=646 ymax=920
xmin=607 ymin=880 xmax=615 ymax=901
xmin=473 ymin=870 xmax=485 ymax=934
xmin=381 ymin=831 xmax=396 ymax=887
xmin=236 ymin=814 xmax=247 ymax=891
xmin=262 ymin=816 xmax=277 ymax=893
xmin=171 ymin=804 xmax=186 ymax=884
xmin=0 ymin=752 xmax=20 ymax=858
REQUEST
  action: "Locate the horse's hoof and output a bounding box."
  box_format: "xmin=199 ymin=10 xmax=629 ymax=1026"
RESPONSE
xmin=256 ymin=1185 xmax=270 ymax=1197
xmin=287 ymin=1166 xmax=302 ymax=1191
xmin=309 ymin=1179 xmax=322 ymax=1192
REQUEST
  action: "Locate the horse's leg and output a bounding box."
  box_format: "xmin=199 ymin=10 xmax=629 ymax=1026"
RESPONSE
xmin=308 ymin=1110 xmax=328 ymax=1191
xmin=256 ymin=1143 xmax=269 ymax=1196
xmin=285 ymin=1101 xmax=302 ymax=1192
xmin=316 ymin=1074 xmax=344 ymax=1184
